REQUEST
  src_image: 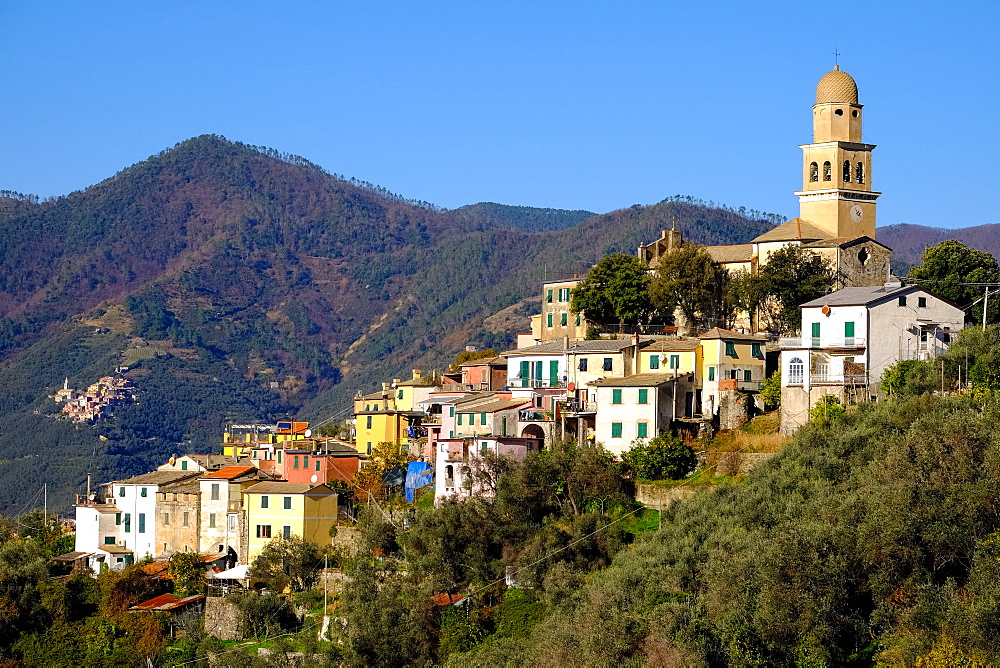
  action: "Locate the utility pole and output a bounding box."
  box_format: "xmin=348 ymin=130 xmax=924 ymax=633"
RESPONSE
xmin=984 ymin=286 xmax=991 ymax=329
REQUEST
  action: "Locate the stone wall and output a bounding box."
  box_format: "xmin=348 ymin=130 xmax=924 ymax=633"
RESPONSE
xmin=714 ymin=451 xmax=778 ymax=476
xmin=330 ymin=526 xmax=362 ymax=556
xmin=635 ymin=484 xmax=698 ymax=510
xmin=204 ymin=596 xmax=242 ymax=640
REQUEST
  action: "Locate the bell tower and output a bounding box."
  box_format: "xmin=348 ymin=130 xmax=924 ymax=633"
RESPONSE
xmin=795 ymin=66 xmax=880 ymax=239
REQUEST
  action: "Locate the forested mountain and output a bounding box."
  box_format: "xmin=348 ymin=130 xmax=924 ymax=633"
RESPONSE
xmin=444 ymin=202 xmax=597 ymax=232
xmin=0 ymin=135 xmax=779 ymax=512
xmin=879 ymin=223 xmax=1000 ymax=273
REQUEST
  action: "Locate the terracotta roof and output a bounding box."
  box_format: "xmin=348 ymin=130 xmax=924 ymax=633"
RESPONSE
xmin=243 ymin=482 xmax=335 ymax=495
xmin=457 ymin=398 xmax=531 ymax=414
xmin=52 ymin=551 xmax=92 ymax=562
xmin=751 ymin=218 xmax=829 ymax=243
xmin=705 ymin=243 xmax=753 ymax=264
xmin=460 ymin=355 xmax=507 ymax=368
xmin=140 ymin=561 xmax=171 ymax=578
xmin=130 ymin=593 xmax=205 ymax=612
xmin=431 ymin=592 xmax=467 ymax=607
xmin=201 ymin=465 xmax=256 ymax=480
xmin=698 ymin=328 xmax=769 ymax=341
xmin=505 ymin=339 xmax=653 ymax=355
xmin=115 ymin=471 xmax=201 ymax=486
xmin=639 ymin=339 xmax=701 ymax=352
xmin=588 ymin=372 xmax=692 ymax=387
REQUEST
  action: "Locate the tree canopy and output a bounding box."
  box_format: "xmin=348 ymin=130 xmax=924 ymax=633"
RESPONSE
xmin=756 ymin=245 xmax=835 ymax=333
xmin=908 ymin=239 xmax=1000 ymax=324
xmin=570 ymin=253 xmax=653 ymax=329
xmin=649 ymin=243 xmax=730 ymax=333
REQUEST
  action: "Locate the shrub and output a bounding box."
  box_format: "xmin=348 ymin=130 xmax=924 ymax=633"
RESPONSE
xmin=623 ymin=433 xmax=697 ymax=480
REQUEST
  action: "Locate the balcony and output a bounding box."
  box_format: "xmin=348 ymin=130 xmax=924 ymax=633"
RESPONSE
xmin=512 ymin=378 xmax=567 ymax=389
xmin=810 ymin=373 xmax=868 ymax=385
xmin=519 ymin=410 xmax=553 ymax=422
xmin=779 ymin=337 xmax=866 ymax=350
xmin=562 ymin=401 xmax=597 ymax=414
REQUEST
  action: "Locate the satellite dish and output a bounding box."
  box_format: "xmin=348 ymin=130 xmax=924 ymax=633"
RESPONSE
xmin=821 ymin=305 xmax=831 ymax=316
xmin=567 ymin=382 xmax=576 ymax=392
xmin=310 ymin=474 xmax=318 ymax=484
xmin=305 ymin=429 xmax=312 ymax=438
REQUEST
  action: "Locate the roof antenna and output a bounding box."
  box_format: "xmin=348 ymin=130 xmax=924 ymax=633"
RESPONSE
xmin=833 ymin=48 xmax=840 ymax=70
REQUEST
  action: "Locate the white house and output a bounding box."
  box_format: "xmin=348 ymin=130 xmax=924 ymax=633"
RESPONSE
xmin=434 ymin=436 xmax=538 ymax=503
xmin=779 ymin=283 xmax=964 ymax=433
xmin=587 ymin=373 xmax=694 ymax=456
xmin=109 ymin=470 xmax=201 ymax=559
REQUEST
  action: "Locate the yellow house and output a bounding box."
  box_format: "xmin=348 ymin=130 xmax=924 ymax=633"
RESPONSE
xmin=698 ymin=328 xmax=768 ymax=417
xmin=352 ymin=371 xmax=437 ymax=455
xmin=637 ymin=339 xmax=702 ymax=378
xmin=242 ymin=482 xmax=338 ymax=563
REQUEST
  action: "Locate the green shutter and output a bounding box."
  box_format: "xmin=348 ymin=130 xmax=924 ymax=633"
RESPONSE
xmin=811 ymin=322 xmax=821 ymax=338
xmin=638 ymin=389 xmax=648 ymax=404
xmin=725 ymin=342 xmax=735 ymax=356
xmin=549 ymin=360 xmax=559 ymax=386
xmin=611 ymin=423 xmax=623 ymax=438
xmin=744 ymin=370 xmax=752 ymax=381
xmin=649 ymin=355 xmax=659 ymax=370
xmin=612 ymin=389 xmax=622 ymax=404
xmin=519 ymin=360 xmax=529 ymax=385
xmin=560 ymin=312 xmax=567 ymax=326
xmin=637 ymin=422 xmax=648 ymax=438
xmin=845 ymin=321 xmax=855 ymax=337
xmin=547 ymin=313 xmax=553 ymax=327
xmin=670 ymin=355 xmax=680 ymax=369
xmin=480 ymin=412 xmax=487 ymax=425
xmin=708 ymin=366 xmax=715 ymax=381
xmin=546 ymin=289 xmax=553 ymax=302
xmin=457 ymin=413 xmax=463 ymax=426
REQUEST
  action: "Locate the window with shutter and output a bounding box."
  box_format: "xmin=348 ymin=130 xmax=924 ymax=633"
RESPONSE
xmin=611 ymin=423 xmax=623 ymax=438
xmin=744 ymin=370 xmax=752 ymax=381
xmin=845 ymin=321 xmax=855 ymax=338
xmin=480 ymin=412 xmax=487 ymax=425
xmin=603 ymin=358 xmax=613 ymax=371
xmin=549 ymin=360 xmax=559 ymax=386
xmin=638 ymin=389 xmax=648 ymax=404
xmin=612 ymin=389 xmax=622 ymax=404
xmin=637 ymin=422 xmax=648 ymax=438
xmin=708 ymin=366 xmax=715 ymax=381
xmin=725 ymin=342 xmax=736 ymax=356
xmin=649 ymin=355 xmax=659 ymax=370
xmin=670 ymin=355 xmax=680 ymax=369
xmin=547 ymin=314 xmax=553 ymax=327
xmin=578 ymin=358 xmax=588 ymax=371
xmin=561 ymin=312 xmax=567 ymax=326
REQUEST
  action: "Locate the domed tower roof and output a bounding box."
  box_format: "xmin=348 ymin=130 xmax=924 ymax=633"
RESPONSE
xmin=816 ymin=66 xmax=858 ymax=104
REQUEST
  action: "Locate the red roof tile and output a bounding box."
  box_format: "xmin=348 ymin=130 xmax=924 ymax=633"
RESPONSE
xmin=201 ymin=465 xmax=256 ymax=480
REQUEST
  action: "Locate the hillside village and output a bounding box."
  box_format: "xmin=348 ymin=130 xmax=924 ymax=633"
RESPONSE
xmin=60 ymin=65 xmax=971 ymax=587
xmin=17 ymin=65 xmax=996 ymax=665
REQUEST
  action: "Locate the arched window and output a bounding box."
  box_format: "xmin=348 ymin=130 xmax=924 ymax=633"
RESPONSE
xmin=809 ymin=162 xmax=819 ymax=182
xmin=856 ymin=162 xmax=864 ymax=183
xmin=789 ymin=357 xmax=804 ymax=385
xmin=823 ymin=161 xmax=832 ymax=181
xmin=843 ymin=160 xmax=852 ymax=182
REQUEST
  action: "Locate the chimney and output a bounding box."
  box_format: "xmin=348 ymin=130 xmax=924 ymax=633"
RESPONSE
xmin=563 ymin=336 xmax=569 ymax=349
xmin=412 ymin=369 xmax=422 ymax=380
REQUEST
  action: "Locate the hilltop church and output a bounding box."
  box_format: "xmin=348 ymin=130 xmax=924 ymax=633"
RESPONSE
xmin=639 ymin=66 xmax=892 ymax=292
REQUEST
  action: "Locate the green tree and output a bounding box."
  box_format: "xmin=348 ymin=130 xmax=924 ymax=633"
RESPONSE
xmin=761 ymin=369 xmax=782 ymax=409
xmin=622 ymin=433 xmax=697 ymax=480
xmin=881 ymin=359 xmax=922 ymax=395
xmin=570 ymin=253 xmax=653 ymax=330
xmin=908 ymin=240 xmax=1000 ymax=324
xmin=757 ymin=245 xmax=834 ymax=333
xmin=808 ymin=395 xmax=845 ymax=425
xmin=726 ymin=269 xmax=770 ymax=332
xmin=248 ymin=535 xmax=324 ymax=593
xmin=168 ymin=552 xmax=206 ymax=597
xmin=649 ymin=244 xmax=731 ymax=332
xmin=451 ymin=348 xmax=497 ymax=370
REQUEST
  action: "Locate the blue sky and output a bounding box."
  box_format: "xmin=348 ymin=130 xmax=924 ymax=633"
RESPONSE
xmin=2 ymin=1 xmax=997 ymax=228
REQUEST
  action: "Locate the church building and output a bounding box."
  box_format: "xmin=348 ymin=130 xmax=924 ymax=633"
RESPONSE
xmin=639 ymin=66 xmax=892 ymax=297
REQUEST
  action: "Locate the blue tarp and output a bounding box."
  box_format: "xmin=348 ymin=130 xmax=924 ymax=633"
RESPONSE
xmin=405 ymin=461 xmax=434 ymax=502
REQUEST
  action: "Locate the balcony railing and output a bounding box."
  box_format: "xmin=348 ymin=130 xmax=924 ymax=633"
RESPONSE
xmin=810 ymin=373 xmax=869 ymax=385
xmin=512 ymin=378 xmax=567 ymax=389
xmin=779 ymin=337 xmax=866 ymax=350
xmin=519 ymin=410 xmax=553 ymax=422
xmin=562 ymin=401 xmax=598 ymax=414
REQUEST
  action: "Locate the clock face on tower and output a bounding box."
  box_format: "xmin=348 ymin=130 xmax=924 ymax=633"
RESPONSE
xmin=850 ymin=204 xmax=864 ymax=223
